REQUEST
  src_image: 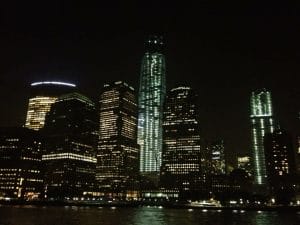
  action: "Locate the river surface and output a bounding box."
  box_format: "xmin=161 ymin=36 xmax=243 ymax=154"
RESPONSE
xmin=0 ymin=205 xmax=300 ymax=225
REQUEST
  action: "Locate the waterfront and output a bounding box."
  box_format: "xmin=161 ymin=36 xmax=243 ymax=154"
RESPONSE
xmin=0 ymin=205 xmax=299 ymax=225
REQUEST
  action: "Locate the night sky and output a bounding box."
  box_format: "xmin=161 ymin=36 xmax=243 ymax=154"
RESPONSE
xmin=0 ymin=2 xmax=299 ymax=164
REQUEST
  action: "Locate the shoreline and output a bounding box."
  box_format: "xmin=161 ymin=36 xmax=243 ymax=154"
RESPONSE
xmin=1 ymin=200 xmax=300 ymax=211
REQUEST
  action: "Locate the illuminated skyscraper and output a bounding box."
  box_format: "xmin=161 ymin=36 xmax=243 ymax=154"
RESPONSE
xmin=25 ymin=81 xmax=76 ymax=131
xmin=42 ymin=92 xmax=97 ymax=198
xmin=250 ymin=89 xmax=274 ymax=185
xmin=138 ymin=35 xmax=166 ymax=178
xmin=96 ymin=81 xmax=139 ymax=192
xmin=160 ymin=87 xmax=201 ymax=191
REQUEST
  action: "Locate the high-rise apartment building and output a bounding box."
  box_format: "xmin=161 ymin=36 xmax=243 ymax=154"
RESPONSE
xmin=96 ymin=81 xmax=139 ymax=192
xmin=250 ymin=89 xmax=275 ymax=185
xmin=25 ymin=81 xmax=76 ymax=131
xmin=160 ymin=87 xmax=201 ymax=191
xmin=0 ymin=127 xmax=43 ymax=199
xmin=42 ymin=92 xmax=97 ymax=198
xmin=138 ymin=35 xmax=166 ymax=178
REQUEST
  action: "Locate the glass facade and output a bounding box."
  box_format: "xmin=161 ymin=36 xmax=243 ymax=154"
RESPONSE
xmin=25 ymin=81 xmax=76 ymax=131
xmin=0 ymin=127 xmax=43 ymax=199
xmin=96 ymin=81 xmax=139 ymax=192
xmin=250 ymin=89 xmax=274 ymax=185
xmin=42 ymin=92 xmax=97 ymax=198
xmin=160 ymin=87 xmax=201 ymax=191
xmin=138 ymin=35 xmax=166 ymax=176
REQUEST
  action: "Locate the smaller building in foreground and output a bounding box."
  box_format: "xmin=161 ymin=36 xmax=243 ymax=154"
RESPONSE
xmin=0 ymin=127 xmax=43 ymax=199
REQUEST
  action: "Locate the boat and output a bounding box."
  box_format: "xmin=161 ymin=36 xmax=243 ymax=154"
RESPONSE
xmin=188 ymin=199 xmax=222 ymax=208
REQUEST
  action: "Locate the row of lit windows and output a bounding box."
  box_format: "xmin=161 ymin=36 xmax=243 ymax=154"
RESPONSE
xmin=42 ymin=153 xmax=97 ymax=163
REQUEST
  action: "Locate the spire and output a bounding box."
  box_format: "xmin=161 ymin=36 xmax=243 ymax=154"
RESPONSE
xmin=145 ymin=35 xmax=164 ymax=53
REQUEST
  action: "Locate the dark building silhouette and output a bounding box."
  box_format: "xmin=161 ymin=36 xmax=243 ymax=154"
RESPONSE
xmin=0 ymin=127 xmax=43 ymax=199
xmin=264 ymin=129 xmax=296 ymax=179
xmin=264 ymin=129 xmax=298 ymax=204
xmin=203 ymin=140 xmax=230 ymax=198
xmin=25 ymin=81 xmax=76 ymax=131
xmin=160 ymin=87 xmax=201 ymax=192
xmin=42 ymin=92 xmax=97 ymax=199
xmin=96 ymin=81 xmax=139 ymax=194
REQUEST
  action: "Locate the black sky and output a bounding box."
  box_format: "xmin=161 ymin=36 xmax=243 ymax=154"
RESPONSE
xmin=0 ymin=2 xmax=299 ymax=163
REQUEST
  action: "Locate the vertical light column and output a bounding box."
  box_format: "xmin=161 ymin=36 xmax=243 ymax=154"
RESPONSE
xmin=250 ymin=89 xmax=274 ymax=185
xmin=138 ymin=36 xmax=166 ymax=175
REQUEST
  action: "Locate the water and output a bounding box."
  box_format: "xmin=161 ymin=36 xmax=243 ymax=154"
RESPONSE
xmin=0 ymin=205 xmax=299 ymax=225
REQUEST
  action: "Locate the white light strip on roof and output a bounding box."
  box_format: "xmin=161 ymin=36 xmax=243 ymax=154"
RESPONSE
xmin=31 ymin=81 xmax=76 ymax=87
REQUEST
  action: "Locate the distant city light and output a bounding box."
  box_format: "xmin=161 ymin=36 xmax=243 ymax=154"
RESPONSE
xmin=31 ymin=81 xmax=76 ymax=87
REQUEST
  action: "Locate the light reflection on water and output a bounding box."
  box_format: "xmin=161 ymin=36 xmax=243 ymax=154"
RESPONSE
xmin=0 ymin=205 xmax=299 ymax=225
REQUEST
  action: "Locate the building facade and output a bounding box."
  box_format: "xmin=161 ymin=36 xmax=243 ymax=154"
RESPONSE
xmin=96 ymin=81 xmax=139 ymax=193
xmin=138 ymin=35 xmax=166 ymax=178
xmin=42 ymin=92 xmax=97 ymax=199
xmin=264 ymin=129 xmax=298 ymax=204
xmin=237 ymin=156 xmax=252 ymax=176
xmin=264 ymin=129 xmax=296 ymax=178
xmin=0 ymin=127 xmax=43 ymax=199
xmin=160 ymin=87 xmax=201 ymax=191
xmin=250 ymin=89 xmax=275 ymax=185
xmin=210 ymin=140 xmax=226 ymax=175
xmin=25 ymin=81 xmax=76 ymax=131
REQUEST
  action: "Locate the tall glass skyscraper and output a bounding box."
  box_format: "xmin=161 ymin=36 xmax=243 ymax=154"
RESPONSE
xmin=138 ymin=35 xmax=166 ymax=177
xmin=250 ymin=89 xmax=274 ymax=185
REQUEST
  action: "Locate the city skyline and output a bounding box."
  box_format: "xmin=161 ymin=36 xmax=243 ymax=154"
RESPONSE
xmin=0 ymin=3 xmax=299 ymax=161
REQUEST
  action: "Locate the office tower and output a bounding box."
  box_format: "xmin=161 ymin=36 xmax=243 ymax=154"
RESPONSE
xmin=25 ymin=81 xmax=76 ymax=131
xmin=0 ymin=127 xmax=43 ymax=199
xmin=250 ymin=89 xmax=275 ymax=185
xmin=138 ymin=35 xmax=166 ymax=179
xmin=42 ymin=92 xmax=97 ymax=198
xmin=160 ymin=87 xmax=201 ymax=191
xmin=96 ymin=81 xmax=139 ymax=192
xmin=237 ymin=156 xmax=252 ymax=175
xmin=264 ymin=129 xmax=296 ymax=178
xmin=211 ymin=140 xmax=226 ymax=175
